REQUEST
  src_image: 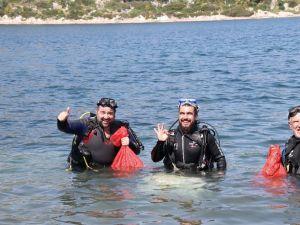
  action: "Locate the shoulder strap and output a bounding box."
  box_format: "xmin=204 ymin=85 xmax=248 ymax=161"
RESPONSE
xmin=71 ymin=112 xmax=97 ymax=146
xmin=71 ymin=112 xmax=102 ymax=156
xmin=285 ymin=137 xmax=300 ymax=156
xmin=167 ymin=129 xmax=176 ymax=148
xmin=83 ymin=117 xmax=106 ymax=145
xmin=69 ymin=112 xmax=110 ymax=171
xmin=165 ymin=129 xmax=177 ymax=164
xmin=196 ymin=126 xmax=209 ymax=168
xmin=128 ymin=126 xmax=144 ymax=151
xmin=116 ymin=120 xmax=144 ymax=151
xmin=197 ymin=121 xmax=220 ymax=147
xmin=85 ymin=116 xmax=98 ymax=134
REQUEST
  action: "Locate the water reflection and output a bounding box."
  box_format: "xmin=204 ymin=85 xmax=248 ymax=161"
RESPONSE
xmin=253 ymin=175 xmax=290 ymax=196
xmin=57 ymin=170 xmax=139 ymax=224
xmin=287 ymin=176 xmax=300 ymax=207
xmin=86 ymin=209 xmax=126 ymax=219
xmin=57 ymin=168 xmax=226 ymax=224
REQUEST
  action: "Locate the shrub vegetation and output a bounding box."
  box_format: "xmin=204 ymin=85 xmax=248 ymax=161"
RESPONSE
xmin=0 ymin=0 xmax=299 ymax=20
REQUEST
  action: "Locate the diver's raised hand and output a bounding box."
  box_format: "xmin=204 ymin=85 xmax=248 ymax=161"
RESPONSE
xmin=57 ymin=107 xmax=71 ymax=122
xmin=154 ymin=123 xmax=169 ymax=141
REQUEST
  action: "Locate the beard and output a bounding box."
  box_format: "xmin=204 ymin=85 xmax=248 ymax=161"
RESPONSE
xmin=179 ymin=119 xmax=195 ymax=133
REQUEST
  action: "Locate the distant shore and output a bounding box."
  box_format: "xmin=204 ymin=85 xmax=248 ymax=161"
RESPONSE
xmin=0 ymin=10 xmax=300 ymax=25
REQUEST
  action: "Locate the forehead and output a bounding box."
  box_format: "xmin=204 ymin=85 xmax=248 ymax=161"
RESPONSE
xmin=290 ymin=113 xmax=300 ymax=122
xmin=97 ymin=106 xmax=115 ymax=113
xmin=179 ymin=105 xmax=196 ymax=114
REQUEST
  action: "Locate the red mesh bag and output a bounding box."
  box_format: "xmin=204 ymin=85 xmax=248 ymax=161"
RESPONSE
xmin=110 ymin=126 xmax=128 ymax=147
xmin=261 ymin=144 xmax=287 ymax=177
xmin=111 ymin=126 xmax=144 ymax=171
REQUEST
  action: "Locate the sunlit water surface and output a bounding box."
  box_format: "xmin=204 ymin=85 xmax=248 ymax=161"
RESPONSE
xmin=1 ymin=18 xmax=300 ymax=224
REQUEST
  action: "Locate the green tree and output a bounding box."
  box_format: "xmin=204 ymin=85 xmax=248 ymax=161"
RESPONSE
xmin=0 ymin=0 xmax=8 ymax=16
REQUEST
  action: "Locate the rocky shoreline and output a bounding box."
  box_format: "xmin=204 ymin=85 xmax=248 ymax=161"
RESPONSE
xmin=0 ymin=10 xmax=299 ymax=25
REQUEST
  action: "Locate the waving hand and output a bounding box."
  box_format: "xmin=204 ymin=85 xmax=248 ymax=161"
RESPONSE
xmin=154 ymin=123 xmax=169 ymax=141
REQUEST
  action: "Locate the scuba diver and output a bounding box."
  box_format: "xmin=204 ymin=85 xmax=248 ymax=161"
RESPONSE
xmin=282 ymin=105 xmax=300 ymax=174
xmin=151 ymin=98 xmax=226 ymax=172
xmin=57 ymin=97 xmax=143 ymax=171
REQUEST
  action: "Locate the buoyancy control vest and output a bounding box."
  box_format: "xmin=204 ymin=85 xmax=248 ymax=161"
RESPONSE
xmin=165 ymin=124 xmax=216 ymax=170
xmin=284 ymin=136 xmax=300 ymax=174
xmin=67 ymin=112 xmax=144 ymax=171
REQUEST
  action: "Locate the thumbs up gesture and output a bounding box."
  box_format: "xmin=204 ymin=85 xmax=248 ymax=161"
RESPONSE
xmin=57 ymin=107 xmax=71 ymax=122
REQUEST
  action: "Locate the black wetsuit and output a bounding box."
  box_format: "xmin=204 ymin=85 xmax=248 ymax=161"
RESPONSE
xmin=151 ymin=123 xmax=226 ymax=171
xmin=283 ymin=135 xmax=300 ymax=174
xmin=57 ymin=117 xmax=140 ymax=168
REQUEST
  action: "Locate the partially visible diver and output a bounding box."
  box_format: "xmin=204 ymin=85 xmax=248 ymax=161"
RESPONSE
xmin=151 ymin=98 xmax=226 ymax=173
xmin=57 ymin=98 xmax=143 ymax=171
xmin=282 ymin=105 xmax=300 ymax=175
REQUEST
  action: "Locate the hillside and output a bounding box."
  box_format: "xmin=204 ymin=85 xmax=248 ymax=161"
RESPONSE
xmin=0 ymin=0 xmax=299 ymax=21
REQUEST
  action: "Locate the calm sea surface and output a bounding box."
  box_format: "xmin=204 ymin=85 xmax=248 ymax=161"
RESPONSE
xmin=1 ymin=18 xmax=300 ymax=225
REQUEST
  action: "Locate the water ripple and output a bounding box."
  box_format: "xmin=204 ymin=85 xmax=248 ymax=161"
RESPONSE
xmin=1 ymin=18 xmax=300 ymax=224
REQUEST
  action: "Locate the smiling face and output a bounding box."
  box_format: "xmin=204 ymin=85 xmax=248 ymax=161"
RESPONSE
xmin=96 ymin=106 xmax=116 ymax=128
xmin=178 ymin=105 xmax=197 ymax=132
xmin=289 ymin=112 xmax=300 ymax=138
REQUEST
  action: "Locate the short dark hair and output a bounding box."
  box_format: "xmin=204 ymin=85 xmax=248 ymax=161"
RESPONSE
xmin=97 ymin=98 xmax=118 ymax=110
xmin=288 ymin=105 xmax=300 ymax=120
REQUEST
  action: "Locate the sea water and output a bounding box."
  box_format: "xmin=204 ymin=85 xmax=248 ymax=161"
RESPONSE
xmin=1 ymin=18 xmax=300 ymax=224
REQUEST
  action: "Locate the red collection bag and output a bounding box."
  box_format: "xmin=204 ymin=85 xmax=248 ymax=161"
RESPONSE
xmin=261 ymin=144 xmax=287 ymax=177
xmin=110 ymin=126 xmax=144 ymax=171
